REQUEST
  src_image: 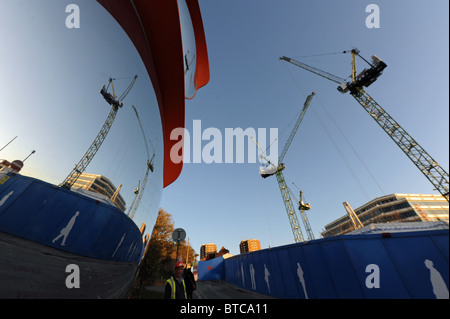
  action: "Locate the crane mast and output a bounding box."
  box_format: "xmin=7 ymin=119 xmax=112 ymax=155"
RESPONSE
xmin=289 ymin=185 xmax=314 ymax=241
xmin=128 ymin=105 xmax=155 ymax=220
xmin=60 ymin=75 xmax=138 ymax=189
xmin=281 ymin=50 xmax=449 ymax=201
xmin=276 ymin=171 xmax=305 ymax=243
xmin=255 ymin=92 xmax=316 ymax=243
xmin=275 ymin=92 xmax=316 ymax=242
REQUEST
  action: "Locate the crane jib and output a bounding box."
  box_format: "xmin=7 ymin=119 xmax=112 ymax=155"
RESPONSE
xmin=278 ymin=92 xmax=316 ymax=164
xmin=281 ymin=52 xmax=449 ymax=201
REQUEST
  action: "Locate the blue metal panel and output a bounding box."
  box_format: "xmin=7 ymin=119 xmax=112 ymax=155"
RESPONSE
xmin=285 ymin=244 xmax=313 ymax=299
xmin=198 ymin=256 xmax=225 ymax=281
xmin=21 ymin=188 xmax=80 ymax=243
xmin=264 ymin=249 xmax=284 ymax=298
xmin=0 ymin=178 xmax=36 ymax=233
xmin=68 ymin=204 xmax=112 ymax=256
xmin=344 ymin=235 xmax=412 ymax=298
xmin=431 ymin=232 xmax=449 ymax=261
xmin=273 ymin=248 xmax=300 ymax=298
xmin=222 ymin=230 xmax=449 ymax=299
xmin=301 ymin=243 xmax=338 ymax=298
xmin=0 ymin=173 xmax=143 ymax=263
xmin=320 ymin=240 xmax=365 ymax=298
xmin=383 ymin=233 xmax=449 ymax=299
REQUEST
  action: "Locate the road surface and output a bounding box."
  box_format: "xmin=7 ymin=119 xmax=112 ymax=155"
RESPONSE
xmin=194 ymin=280 xmax=274 ymax=299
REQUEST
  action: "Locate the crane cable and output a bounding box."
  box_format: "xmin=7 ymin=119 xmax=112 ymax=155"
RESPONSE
xmin=314 ymin=94 xmax=386 ymax=196
xmin=290 ymin=51 xmax=346 ymax=59
xmin=281 ymin=62 xmax=384 ymax=199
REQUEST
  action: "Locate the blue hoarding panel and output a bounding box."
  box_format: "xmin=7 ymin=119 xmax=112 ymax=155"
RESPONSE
xmin=343 ymin=236 xmax=411 ymax=298
xmin=301 ymin=243 xmax=338 ymax=298
xmin=321 ymin=240 xmax=364 ymax=298
xmin=384 ymin=235 xmax=449 ymax=299
xmin=198 ymin=256 xmax=225 ymax=281
xmin=223 ymin=230 xmax=449 ymax=299
xmin=275 ymin=248 xmax=301 ymax=298
xmin=0 ymin=173 xmax=143 ymax=263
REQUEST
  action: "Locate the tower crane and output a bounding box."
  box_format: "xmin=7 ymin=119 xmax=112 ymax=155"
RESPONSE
xmin=280 ymin=49 xmax=449 ymax=202
xmin=290 ymin=183 xmax=314 ymax=240
xmin=128 ymin=105 xmax=156 ymax=220
xmin=60 ymin=75 xmax=138 ymax=189
xmin=254 ymin=92 xmax=316 ymax=243
xmin=343 ymin=201 xmax=364 ymax=231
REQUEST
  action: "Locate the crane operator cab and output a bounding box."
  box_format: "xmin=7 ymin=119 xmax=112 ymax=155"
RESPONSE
xmin=100 ymin=85 xmax=123 ymax=109
xmin=299 ymin=200 xmax=311 ymax=211
xmin=259 ymin=163 xmax=285 ymax=178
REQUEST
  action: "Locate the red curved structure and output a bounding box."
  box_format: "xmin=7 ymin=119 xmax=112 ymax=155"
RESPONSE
xmin=97 ymin=0 xmax=210 ymax=187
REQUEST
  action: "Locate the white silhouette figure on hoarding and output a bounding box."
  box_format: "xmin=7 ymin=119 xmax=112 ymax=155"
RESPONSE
xmin=52 ymin=211 xmax=79 ymax=246
xmin=264 ymin=264 xmax=271 ymax=293
xmin=424 ymin=259 xmax=449 ymax=299
xmin=0 ymin=191 xmax=14 ymax=206
xmin=297 ymin=262 xmax=309 ymax=299
xmin=249 ymin=264 xmax=256 ymax=290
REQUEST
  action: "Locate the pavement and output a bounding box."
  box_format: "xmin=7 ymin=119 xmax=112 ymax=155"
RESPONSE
xmin=193 ymin=280 xmax=274 ymax=299
xmin=146 ymin=280 xmax=274 ymax=299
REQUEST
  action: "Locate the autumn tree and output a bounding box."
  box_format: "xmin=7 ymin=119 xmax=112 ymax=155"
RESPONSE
xmin=170 ymin=239 xmax=196 ymax=267
xmin=135 ymin=208 xmax=175 ymax=287
xmin=134 ymin=208 xmax=197 ymax=293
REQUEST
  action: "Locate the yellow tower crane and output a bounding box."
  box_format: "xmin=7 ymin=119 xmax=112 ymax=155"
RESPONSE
xmin=280 ymin=49 xmax=449 ymax=202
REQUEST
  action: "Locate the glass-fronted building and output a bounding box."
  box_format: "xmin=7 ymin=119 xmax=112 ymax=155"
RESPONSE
xmin=69 ymin=173 xmax=127 ymax=212
xmin=322 ymin=193 xmax=449 ymax=237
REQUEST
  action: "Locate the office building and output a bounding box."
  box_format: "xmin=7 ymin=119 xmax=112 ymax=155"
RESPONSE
xmin=239 ymin=239 xmax=261 ymax=254
xmin=69 ymin=173 xmax=126 ymax=212
xmin=322 ymin=193 xmax=449 ymax=237
xmin=200 ymin=243 xmax=217 ymax=261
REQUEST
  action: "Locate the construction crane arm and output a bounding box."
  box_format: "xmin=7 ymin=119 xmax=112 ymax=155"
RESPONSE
xmin=280 ymin=56 xmax=345 ymax=85
xmin=60 ymin=76 xmax=138 ymax=189
xmin=132 ymin=105 xmax=150 ymax=161
xmin=278 ymin=92 xmax=316 ymax=163
xmin=353 ymin=88 xmax=449 ymax=200
xmin=119 ymin=75 xmax=138 ymax=102
xmin=281 ymin=50 xmax=448 ymax=201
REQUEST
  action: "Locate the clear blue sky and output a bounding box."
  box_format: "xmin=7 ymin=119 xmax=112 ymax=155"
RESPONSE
xmin=1 ymin=1 xmax=448 ymax=257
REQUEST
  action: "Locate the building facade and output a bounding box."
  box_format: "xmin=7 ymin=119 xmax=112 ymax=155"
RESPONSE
xmin=322 ymin=193 xmax=449 ymax=237
xmin=69 ymin=173 xmax=126 ymax=212
xmin=239 ymin=239 xmax=261 ymax=254
xmin=200 ymin=243 xmax=217 ymax=261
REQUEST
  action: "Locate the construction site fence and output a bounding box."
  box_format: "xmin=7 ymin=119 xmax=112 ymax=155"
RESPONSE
xmin=198 ymin=229 xmax=449 ymax=299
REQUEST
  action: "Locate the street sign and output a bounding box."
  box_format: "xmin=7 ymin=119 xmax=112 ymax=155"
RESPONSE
xmin=172 ymin=228 xmax=186 ymax=243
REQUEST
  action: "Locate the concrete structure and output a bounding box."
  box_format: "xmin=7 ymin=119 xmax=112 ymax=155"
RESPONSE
xmin=322 ymin=193 xmax=449 ymax=237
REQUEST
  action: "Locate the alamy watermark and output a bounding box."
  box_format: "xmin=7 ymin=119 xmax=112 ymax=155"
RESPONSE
xmin=366 ymin=4 xmax=380 ymax=29
xmin=170 ymin=120 xmax=278 ymax=165
xmin=65 ymin=264 xmax=80 ymax=289
xmin=65 ymin=4 xmax=80 ymax=29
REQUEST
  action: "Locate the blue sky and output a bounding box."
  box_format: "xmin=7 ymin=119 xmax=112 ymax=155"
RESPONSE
xmin=1 ymin=1 xmax=448 ymax=257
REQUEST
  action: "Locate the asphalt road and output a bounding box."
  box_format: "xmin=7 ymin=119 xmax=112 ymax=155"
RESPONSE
xmin=194 ymin=280 xmax=274 ymax=299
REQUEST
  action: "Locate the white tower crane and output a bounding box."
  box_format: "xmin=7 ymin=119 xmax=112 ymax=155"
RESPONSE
xmin=61 ymin=75 xmax=138 ymax=189
xmin=255 ymin=92 xmax=316 ymax=243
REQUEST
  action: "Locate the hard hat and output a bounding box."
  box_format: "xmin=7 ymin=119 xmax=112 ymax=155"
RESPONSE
xmin=175 ymin=261 xmax=184 ymax=269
